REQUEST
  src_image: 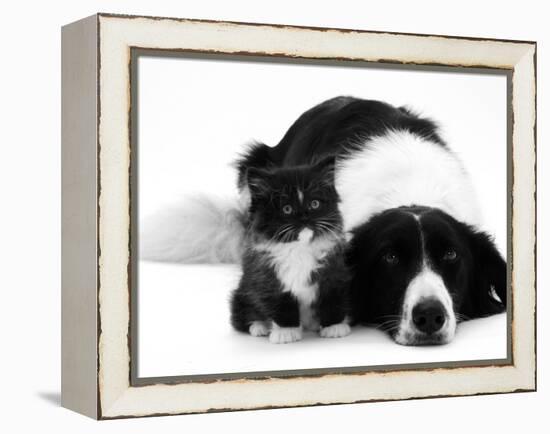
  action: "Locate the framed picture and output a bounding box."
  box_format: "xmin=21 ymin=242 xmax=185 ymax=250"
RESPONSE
xmin=61 ymin=13 xmax=536 ymax=419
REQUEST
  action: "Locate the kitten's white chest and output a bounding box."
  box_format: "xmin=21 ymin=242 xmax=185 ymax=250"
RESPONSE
xmin=258 ymin=232 xmax=336 ymax=306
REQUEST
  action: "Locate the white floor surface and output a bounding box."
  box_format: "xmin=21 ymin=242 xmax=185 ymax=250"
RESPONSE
xmin=138 ymin=261 xmax=507 ymax=378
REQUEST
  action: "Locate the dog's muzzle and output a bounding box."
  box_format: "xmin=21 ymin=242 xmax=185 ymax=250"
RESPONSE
xmin=394 ymin=268 xmax=457 ymax=345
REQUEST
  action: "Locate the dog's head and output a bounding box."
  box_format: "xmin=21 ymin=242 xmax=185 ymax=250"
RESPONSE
xmin=348 ymin=206 xmax=506 ymax=345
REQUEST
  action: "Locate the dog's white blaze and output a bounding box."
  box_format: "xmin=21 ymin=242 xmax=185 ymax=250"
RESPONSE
xmin=395 ymin=266 xmax=457 ymax=345
xmin=254 ymin=234 xmax=337 ymax=318
xmin=336 ymin=130 xmax=482 ymax=233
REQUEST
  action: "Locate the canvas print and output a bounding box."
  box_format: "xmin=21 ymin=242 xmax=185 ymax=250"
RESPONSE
xmin=135 ymin=53 xmax=508 ymax=379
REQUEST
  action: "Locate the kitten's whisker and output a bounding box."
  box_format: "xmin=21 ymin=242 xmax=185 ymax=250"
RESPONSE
xmin=315 ymin=219 xmax=341 ymax=231
xmin=316 ymin=220 xmax=338 ymax=227
xmin=277 ymin=226 xmax=300 ymax=242
xmin=315 ymin=222 xmax=341 ymax=240
xmin=280 ymin=227 xmax=297 ymax=243
xmin=275 ymin=224 xmax=295 ymax=235
xmin=317 ymin=224 xmax=338 ymax=233
xmin=271 ymin=226 xmax=295 ymax=243
xmin=277 ymin=226 xmax=294 ymax=236
xmin=318 ymin=229 xmax=339 ymax=241
xmin=284 ymin=232 xmax=295 ymax=242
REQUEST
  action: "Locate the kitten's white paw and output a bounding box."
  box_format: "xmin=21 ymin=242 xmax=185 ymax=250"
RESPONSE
xmin=249 ymin=321 xmax=270 ymax=337
xmin=319 ymin=322 xmax=351 ymax=338
xmin=269 ymin=326 xmax=303 ymax=344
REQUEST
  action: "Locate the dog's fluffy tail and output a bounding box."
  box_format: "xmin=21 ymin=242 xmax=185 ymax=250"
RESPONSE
xmin=140 ymin=194 xmax=247 ymax=264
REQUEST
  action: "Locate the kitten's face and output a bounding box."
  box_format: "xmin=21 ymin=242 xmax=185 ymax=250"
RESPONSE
xmin=247 ymin=157 xmax=342 ymax=243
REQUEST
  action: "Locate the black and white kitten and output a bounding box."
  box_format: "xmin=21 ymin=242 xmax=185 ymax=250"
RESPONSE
xmin=230 ymin=156 xmax=351 ymax=344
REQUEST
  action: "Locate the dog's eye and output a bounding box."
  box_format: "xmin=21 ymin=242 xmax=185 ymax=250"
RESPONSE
xmin=383 ymin=252 xmax=399 ymax=265
xmin=443 ymin=249 xmax=458 ymax=262
xmin=309 ymin=199 xmax=321 ymax=210
xmin=282 ymin=204 xmax=293 ymax=215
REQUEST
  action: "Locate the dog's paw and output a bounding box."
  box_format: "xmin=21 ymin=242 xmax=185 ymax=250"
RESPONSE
xmin=249 ymin=321 xmax=270 ymax=337
xmin=269 ymin=326 xmax=302 ymax=344
xmin=319 ymin=322 xmax=351 ymax=338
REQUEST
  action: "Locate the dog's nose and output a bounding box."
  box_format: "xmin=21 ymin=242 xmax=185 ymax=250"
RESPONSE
xmin=412 ymin=299 xmax=446 ymax=334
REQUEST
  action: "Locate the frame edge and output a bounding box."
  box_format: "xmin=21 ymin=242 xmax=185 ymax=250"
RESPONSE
xmin=94 ymin=14 xmax=537 ymax=419
xmin=61 ymin=13 xmax=100 ymax=420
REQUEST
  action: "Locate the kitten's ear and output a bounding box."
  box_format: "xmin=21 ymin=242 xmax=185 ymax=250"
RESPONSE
xmin=246 ymin=167 xmax=272 ymax=198
xmin=312 ymin=155 xmax=337 ymax=180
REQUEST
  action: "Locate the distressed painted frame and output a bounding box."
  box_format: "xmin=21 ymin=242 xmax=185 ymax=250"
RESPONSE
xmin=61 ymin=13 xmax=536 ymax=419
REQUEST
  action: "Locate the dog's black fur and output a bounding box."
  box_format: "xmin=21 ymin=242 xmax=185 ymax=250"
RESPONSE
xmin=236 ymin=96 xmax=444 ymax=182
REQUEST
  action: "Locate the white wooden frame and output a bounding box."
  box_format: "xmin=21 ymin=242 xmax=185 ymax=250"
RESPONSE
xmin=61 ymin=13 xmax=536 ymax=419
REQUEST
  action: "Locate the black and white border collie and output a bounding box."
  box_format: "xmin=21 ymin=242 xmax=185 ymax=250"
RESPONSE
xmin=141 ymin=96 xmax=507 ymax=346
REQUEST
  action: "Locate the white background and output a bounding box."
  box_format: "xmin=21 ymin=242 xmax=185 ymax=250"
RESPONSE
xmin=138 ymin=55 xmax=508 ymax=247
xmin=138 ymin=55 xmax=508 ymax=377
xmin=1 ymin=1 xmax=547 ymax=433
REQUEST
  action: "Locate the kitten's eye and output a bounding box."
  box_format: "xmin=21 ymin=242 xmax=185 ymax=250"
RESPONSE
xmin=383 ymin=252 xmax=399 ymax=265
xmin=282 ymin=204 xmax=293 ymax=215
xmin=443 ymin=249 xmax=458 ymax=262
xmin=309 ymin=199 xmax=321 ymax=210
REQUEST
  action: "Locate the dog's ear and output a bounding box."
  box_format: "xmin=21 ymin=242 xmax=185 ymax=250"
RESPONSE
xmin=462 ymin=229 xmax=507 ymax=318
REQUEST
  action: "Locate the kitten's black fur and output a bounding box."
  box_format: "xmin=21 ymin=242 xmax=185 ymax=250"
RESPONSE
xmin=230 ymin=157 xmax=351 ymax=342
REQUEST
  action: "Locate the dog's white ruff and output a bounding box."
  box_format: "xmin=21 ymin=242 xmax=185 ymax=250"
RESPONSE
xmin=336 ymin=130 xmax=481 ymax=233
